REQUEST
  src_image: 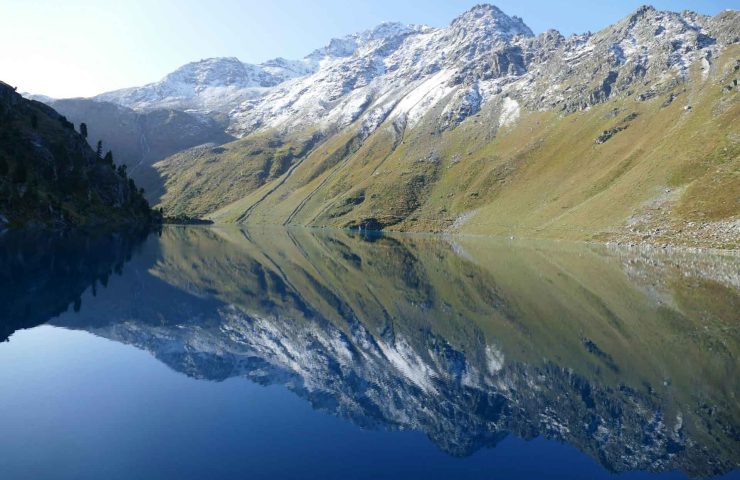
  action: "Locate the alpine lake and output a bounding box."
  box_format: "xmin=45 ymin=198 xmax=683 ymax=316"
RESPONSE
xmin=1 ymin=225 xmax=738 ymax=480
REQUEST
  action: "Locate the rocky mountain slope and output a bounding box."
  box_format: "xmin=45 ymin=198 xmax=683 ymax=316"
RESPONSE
xmin=0 ymin=81 xmax=156 ymax=228
xmin=32 ymin=4 xmax=739 ymax=246
xmin=211 ymin=5 xmax=737 ymax=137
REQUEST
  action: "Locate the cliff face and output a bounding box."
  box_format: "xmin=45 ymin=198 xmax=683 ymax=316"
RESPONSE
xmin=0 ymin=81 xmax=156 ymax=229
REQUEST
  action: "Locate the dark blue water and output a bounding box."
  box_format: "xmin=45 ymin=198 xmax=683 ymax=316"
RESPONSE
xmin=0 ymin=226 xmax=738 ymax=480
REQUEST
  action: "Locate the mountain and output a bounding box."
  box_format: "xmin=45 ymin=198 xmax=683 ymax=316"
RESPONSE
xmin=92 ymin=23 xmax=430 ymax=116
xmin=134 ymin=5 xmax=738 ymax=248
xmin=0 ymin=81 xmax=156 ymax=228
xmin=95 ymin=56 xmax=314 ymax=113
xmin=227 ymin=5 xmax=535 ymax=135
xmin=30 ymin=5 xmax=738 ymax=247
xmin=35 ymin=226 xmax=739 ymax=477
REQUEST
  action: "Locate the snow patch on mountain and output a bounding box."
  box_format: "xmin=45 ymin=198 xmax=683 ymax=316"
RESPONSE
xmin=498 ymin=97 xmax=520 ymax=127
xmin=378 ymin=336 xmax=438 ymax=393
xmin=390 ymin=69 xmax=457 ymax=128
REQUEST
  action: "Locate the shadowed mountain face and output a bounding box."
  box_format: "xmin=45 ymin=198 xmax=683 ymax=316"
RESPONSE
xmin=0 ymin=82 xmax=155 ymax=228
xmin=2 ymin=226 xmax=738 ymax=477
xmin=42 ymin=98 xmax=235 ymax=204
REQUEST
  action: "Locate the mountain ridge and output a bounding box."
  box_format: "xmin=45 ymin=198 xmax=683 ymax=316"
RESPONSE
xmin=77 ymin=4 xmax=737 ymax=135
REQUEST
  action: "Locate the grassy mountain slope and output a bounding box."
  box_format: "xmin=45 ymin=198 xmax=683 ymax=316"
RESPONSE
xmin=147 ymin=128 xmax=320 ymax=218
xmin=152 ymin=45 xmax=738 ymax=248
xmin=0 ymin=81 xmax=156 ymax=228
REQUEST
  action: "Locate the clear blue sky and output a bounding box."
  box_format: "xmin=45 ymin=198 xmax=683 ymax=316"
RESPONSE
xmin=1 ymin=0 xmax=737 ymax=98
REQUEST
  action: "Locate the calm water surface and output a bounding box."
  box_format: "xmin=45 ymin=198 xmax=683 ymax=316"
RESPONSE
xmin=0 ymin=226 xmax=738 ymax=480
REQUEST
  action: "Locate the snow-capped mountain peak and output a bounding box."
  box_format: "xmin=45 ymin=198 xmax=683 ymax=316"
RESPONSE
xmin=94 ymin=55 xmax=315 ymax=112
xmin=227 ymin=4 xmax=736 ymax=136
xmin=91 ymin=4 xmax=738 ymax=138
xmin=163 ymin=57 xmax=266 ymax=88
xmin=358 ymin=21 xmax=426 ymax=43
xmin=450 ymin=4 xmax=534 ymax=39
xmin=260 ymin=57 xmax=315 ymax=80
xmin=304 ymin=21 xmax=427 ymax=65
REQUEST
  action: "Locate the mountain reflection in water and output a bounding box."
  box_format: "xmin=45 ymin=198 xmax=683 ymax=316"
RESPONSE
xmin=1 ymin=226 xmax=738 ymax=479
